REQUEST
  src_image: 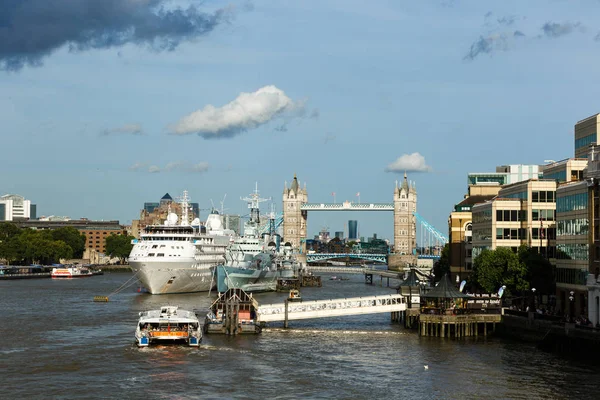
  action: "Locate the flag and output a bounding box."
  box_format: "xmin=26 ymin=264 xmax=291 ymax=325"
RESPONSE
xmin=540 ymin=217 xmax=545 ymax=239
xmin=356 ymin=192 xmax=360 ymax=197
xmin=332 ymin=192 xmax=335 ymax=196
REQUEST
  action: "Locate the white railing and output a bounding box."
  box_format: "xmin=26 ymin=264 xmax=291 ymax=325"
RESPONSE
xmin=300 ymin=203 xmax=394 ymax=211
xmin=257 ymin=294 xmax=406 ymax=322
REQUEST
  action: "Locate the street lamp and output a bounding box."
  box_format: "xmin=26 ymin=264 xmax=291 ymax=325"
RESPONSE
xmin=569 ymin=290 xmax=575 ymax=322
xmin=531 ymin=288 xmax=537 ymax=311
xmin=459 ymin=218 xmax=463 ymax=282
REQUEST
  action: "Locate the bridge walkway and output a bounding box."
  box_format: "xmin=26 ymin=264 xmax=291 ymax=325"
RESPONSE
xmin=256 ymin=293 xmax=407 ymax=323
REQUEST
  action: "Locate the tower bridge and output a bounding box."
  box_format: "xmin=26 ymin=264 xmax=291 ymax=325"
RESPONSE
xmin=282 ymin=174 xmax=447 ymax=267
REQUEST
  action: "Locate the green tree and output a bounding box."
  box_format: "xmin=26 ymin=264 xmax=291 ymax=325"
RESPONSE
xmin=518 ymin=245 xmax=555 ymax=294
xmin=433 ymin=244 xmax=450 ymax=280
xmin=105 ymin=234 xmax=135 ymax=264
xmin=0 ymin=236 xmax=22 ymax=265
xmin=51 ymin=227 xmax=86 ymax=258
xmin=472 ymin=247 xmax=529 ymax=295
xmin=0 ymin=222 xmax=21 ymax=241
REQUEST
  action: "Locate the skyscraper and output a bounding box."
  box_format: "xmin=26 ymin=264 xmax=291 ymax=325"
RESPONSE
xmin=348 ymin=220 xmax=358 ymax=240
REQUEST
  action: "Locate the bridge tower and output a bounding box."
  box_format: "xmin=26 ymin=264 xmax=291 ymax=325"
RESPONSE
xmin=393 ymin=173 xmax=417 ymax=255
xmin=283 ymin=174 xmax=308 ymax=256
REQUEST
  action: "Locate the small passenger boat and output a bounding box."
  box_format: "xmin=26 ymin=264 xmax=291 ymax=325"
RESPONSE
xmin=288 ymin=289 xmax=302 ymax=302
xmin=135 ymin=306 xmax=202 ymax=347
xmin=51 ymin=265 xmax=93 ymax=279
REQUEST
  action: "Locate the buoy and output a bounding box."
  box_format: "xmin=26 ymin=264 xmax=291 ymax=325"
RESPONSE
xmin=93 ymin=296 xmax=109 ymax=302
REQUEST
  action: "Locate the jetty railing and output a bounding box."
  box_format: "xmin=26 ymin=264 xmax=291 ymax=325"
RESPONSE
xmin=256 ymin=294 xmax=407 ymax=323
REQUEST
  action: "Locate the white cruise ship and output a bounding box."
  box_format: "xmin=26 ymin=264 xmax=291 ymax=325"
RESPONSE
xmin=129 ymin=191 xmax=236 ymax=294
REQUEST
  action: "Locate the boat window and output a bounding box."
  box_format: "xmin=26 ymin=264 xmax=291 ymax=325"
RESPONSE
xmin=160 ymin=245 xmax=166 ymax=248
xmin=152 ymin=245 xmax=158 ymax=249
xmin=157 ymin=253 xmax=164 ymax=257
xmin=148 ymin=253 xmax=155 ymax=257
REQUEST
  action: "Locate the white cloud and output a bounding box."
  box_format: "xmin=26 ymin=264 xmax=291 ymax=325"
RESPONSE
xmin=101 ymin=123 xmax=143 ymax=136
xmin=385 ymin=153 xmax=432 ymax=173
xmin=169 ymin=85 xmax=305 ymax=138
xmin=189 ymin=162 xmax=210 ymax=173
xmin=129 ymin=162 xmax=147 ymax=171
xmin=131 ymin=161 xmax=210 ymax=174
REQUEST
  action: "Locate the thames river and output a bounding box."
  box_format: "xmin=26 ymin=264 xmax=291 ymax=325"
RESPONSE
xmin=1 ymin=272 xmax=598 ymax=400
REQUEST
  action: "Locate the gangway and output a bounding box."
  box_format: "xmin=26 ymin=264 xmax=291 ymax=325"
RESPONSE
xmin=256 ymin=294 xmax=407 ymax=323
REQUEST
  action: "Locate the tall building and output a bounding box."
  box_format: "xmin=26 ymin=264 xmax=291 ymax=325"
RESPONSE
xmin=555 ymin=179 xmax=588 ymax=316
xmin=468 ymin=165 xmax=542 ymax=188
xmin=223 ymin=214 xmax=241 ymax=236
xmin=449 ymin=165 xmax=545 ymax=280
xmin=282 ymin=174 xmax=308 ymax=252
xmin=542 ymin=158 xmax=587 ymax=182
xmin=393 ymin=173 xmax=417 ymax=255
xmin=0 ymin=194 xmax=36 ymax=221
xmin=574 ymin=113 xmax=600 ymax=158
xmin=471 ymin=178 xmax=557 ymax=263
xmin=348 ymin=220 xmax=358 ymax=240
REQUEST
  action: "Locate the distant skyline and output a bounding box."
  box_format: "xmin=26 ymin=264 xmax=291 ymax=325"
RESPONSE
xmin=2 ymin=0 xmax=600 ymax=241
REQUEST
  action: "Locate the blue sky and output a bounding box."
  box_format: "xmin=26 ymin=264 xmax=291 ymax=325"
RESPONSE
xmin=2 ymin=0 xmax=600 ymax=242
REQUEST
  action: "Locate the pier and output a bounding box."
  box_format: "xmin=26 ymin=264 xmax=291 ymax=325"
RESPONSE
xmin=306 ymin=266 xmax=367 ymax=274
xmin=364 ymin=269 xmax=404 ymax=286
xmin=256 ymin=294 xmax=408 ymax=328
xmin=419 ymin=313 xmax=502 ymax=338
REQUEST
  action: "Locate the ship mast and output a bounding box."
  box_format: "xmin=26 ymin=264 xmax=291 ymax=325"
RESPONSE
xmin=241 ymin=182 xmax=270 ymax=225
xmin=180 ymin=190 xmax=190 ymax=226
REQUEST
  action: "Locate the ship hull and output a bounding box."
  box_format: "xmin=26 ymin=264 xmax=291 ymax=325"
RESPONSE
xmin=129 ymin=259 xmax=215 ymax=294
xmin=216 ymin=265 xmax=295 ymax=293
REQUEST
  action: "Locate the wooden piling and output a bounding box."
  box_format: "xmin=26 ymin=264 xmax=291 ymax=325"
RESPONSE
xmin=284 ymin=299 xmax=289 ymax=329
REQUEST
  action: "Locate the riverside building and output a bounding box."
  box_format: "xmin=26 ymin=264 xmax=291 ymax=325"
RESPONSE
xmin=574 ymin=113 xmax=600 ymax=158
xmin=0 ymin=194 xmax=36 ymax=221
xmin=544 ymin=156 xmax=589 ymax=316
xmin=471 ymin=178 xmax=557 ymax=266
xmin=448 ymin=165 xmax=543 ymax=281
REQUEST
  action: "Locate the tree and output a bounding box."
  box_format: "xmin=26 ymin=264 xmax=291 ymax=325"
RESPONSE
xmin=105 ymin=234 xmax=135 ymax=264
xmin=51 ymin=227 xmax=86 ymax=258
xmin=0 ymin=222 xmax=21 ymax=241
xmin=518 ymin=245 xmax=555 ymax=295
xmin=0 ymin=236 xmax=22 ymax=265
xmin=433 ymin=244 xmax=450 ymax=281
xmin=471 ymin=247 xmax=528 ymax=295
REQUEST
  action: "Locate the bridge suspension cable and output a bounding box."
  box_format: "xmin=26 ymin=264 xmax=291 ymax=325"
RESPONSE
xmin=413 ymin=211 xmax=447 ymax=257
xmin=413 ymin=212 xmax=448 ymax=245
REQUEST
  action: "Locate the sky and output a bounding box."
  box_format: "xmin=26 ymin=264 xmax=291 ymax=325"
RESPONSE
xmin=2 ymin=0 xmax=600 ymax=242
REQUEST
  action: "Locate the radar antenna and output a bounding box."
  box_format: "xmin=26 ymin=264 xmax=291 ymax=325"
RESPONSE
xmin=241 ymin=182 xmax=271 ymax=224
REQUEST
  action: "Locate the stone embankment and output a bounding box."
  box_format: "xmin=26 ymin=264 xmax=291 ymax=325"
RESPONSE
xmin=93 ymin=264 xmax=132 ymax=272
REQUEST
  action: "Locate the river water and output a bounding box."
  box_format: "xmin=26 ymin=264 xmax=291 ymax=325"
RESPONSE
xmin=1 ymin=272 xmax=598 ymax=399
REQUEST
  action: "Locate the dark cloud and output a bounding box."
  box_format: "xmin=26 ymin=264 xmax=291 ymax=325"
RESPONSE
xmin=497 ymin=16 xmax=516 ymax=26
xmin=514 ymin=30 xmax=526 ymax=37
xmin=0 ymin=0 xmax=231 ymax=71
xmin=463 ymin=34 xmax=509 ymax=61
xmin=274 ymin=124 xmax=288 ymax=133
xmin=595 ymin=32 xmax=600 ymax=42
xmin=541 ymin=22 xmax=583 ymax=38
